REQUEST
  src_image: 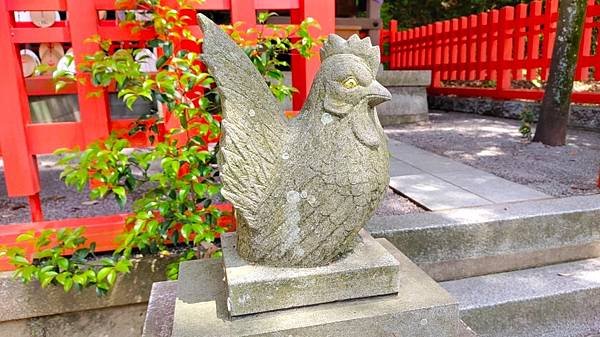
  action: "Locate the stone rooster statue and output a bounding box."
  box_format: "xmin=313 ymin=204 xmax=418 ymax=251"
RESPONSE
xmin=198 ymin=14 xmax=392 ymax=268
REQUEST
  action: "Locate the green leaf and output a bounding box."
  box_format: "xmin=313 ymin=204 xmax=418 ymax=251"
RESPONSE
xmin=180 ymin=224 xmax=193 ymax=240
xmin=114 ymin=258 xmax=132 ymax=273
xmin=72 ymin=273 xmax=88 ymax=286
xmin=16 ymin=231 xmax=35 ymax=242
xmin=97 ymin=267 xmax=113 ymax=282
xmin=63 ymin=277 xmax=74 ymax=292
xmin=106 ymin=269 xmax=117 ymax=286
xmin=56 ymin=257 xmax=70 ymax=272
xmin=40 ymin=271 xmax=58 ymax=288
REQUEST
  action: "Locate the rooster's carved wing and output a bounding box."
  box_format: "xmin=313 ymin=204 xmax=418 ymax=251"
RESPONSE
xmin=198 ymin=14 xmax=285 ymax=224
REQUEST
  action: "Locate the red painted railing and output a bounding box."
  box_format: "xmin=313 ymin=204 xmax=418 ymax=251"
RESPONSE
xmin=380 ymin=0 xmax=600 ymax=103
xmin=0 ymin=0 xmax=335 ymax=270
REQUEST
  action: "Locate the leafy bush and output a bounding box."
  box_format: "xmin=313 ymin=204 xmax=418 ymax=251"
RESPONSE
xmin=0 ymin=0 xmax=321 ymax=293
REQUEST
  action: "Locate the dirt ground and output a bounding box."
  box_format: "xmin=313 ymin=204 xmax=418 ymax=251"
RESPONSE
xmin=386 ymin=111 xmax=600 ymax=197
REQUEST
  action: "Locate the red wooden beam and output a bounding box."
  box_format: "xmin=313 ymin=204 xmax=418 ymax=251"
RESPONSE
xmin=0 ymin=0 xmax=41 ymax=199
xmin=26 ymin=76 xmax=78 ymax=96
xmin=67 ymin=0 xmax=112 ymax=144
xmin=26 ymin=122 xmax=84 ymax=155
xmin=6 ymin=0 xmax=67 ymax=11
xmin=11 ymin=27 xmax=70 ymax=43
xmin=290 ymin=0 xmax=335 ymax=111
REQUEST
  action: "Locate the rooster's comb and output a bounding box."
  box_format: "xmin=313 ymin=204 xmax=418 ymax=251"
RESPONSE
xmin=320 ymin=34 xmax=380 ymax=76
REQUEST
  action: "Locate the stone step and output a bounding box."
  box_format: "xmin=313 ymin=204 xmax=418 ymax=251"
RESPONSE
xmin=367 ymin=194 xmax=600 ymax=281
xmin=441 ymin=258 xmax=600 ymax=337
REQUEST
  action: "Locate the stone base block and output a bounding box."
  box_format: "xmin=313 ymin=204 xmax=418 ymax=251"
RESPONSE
xmin=377 ymin=87 xmax=430 ymax=126
xmin=168 ymin=238 xmax=460 ymax=337
xmin=221 ymin=230 xmax=400 ymax=316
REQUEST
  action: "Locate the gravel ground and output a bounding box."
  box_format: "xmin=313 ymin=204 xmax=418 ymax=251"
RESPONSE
xmin=0 ymin=156 xmax=147 ymax=224
xmin=0 ymin=159 xmax=424 ymax=224
xmin=386 ymin=111 xmax=600 ymax=197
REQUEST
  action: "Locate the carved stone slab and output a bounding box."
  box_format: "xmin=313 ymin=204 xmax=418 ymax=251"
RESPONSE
xmin=221 ymin=230 xmax=400 ymax=316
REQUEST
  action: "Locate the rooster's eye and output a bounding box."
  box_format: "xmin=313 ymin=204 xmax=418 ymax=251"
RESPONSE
xmin=342 ymin=76 xmax=359 ymax=89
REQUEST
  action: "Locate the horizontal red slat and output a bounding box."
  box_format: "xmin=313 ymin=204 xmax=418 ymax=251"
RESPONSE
xmin=94 ymin=0 xmax=299 ymax=10
xmin=97 ymin=25 xmax=157 ymax=42
xmin=6 ymin=0 xmax=67 ymax=11
xmin=94 ymin=0 xmax=232 ymax=10
xmin=256 ymin=0 xmax=300 ymax=10
xmin=27 ymin=122 xmax=84 ymax=154
xmin=11 ymin=27 xmax=70 ymax=43
xmin=26 ymin=76 xmax=77 ymax=96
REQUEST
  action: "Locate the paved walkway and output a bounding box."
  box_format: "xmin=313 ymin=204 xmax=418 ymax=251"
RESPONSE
xmin=387 ymin=139 xmax=550 ymax=211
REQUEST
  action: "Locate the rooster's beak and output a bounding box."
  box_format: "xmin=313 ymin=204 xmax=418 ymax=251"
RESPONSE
xmin=366 ymin=81 xmax=392 ymax=107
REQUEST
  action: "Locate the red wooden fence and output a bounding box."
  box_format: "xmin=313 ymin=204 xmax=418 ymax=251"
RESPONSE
xmin=380 ymin=0 xmax=600 ymax=103
xmin=0 ymin=0 xmax=335 ymax=270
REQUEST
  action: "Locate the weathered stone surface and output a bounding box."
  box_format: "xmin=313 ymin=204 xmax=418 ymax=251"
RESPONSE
xmin=377 ymin=69 xmax=432 ymax=87
xmin=0 ymin=254 xmax=175 ymax=322
xmin=164 ymin=240 xmax=459 ymax=337
xmin=377 ymin=86 xmax=429 ymax=126
xmin=368 ymin=194 xmax=600 ymax=281
xmin=2 ymin=303 xmax=148 ymax=337
xmin=142 ymin=281 xmax=178 ymax=337
xmin=199 ymin=15 xmax=391 ymax=268
xmin=443 ymin=258 xmax=600 ymax=337
xmin=221 ymin=230 xmax=400 ymax=316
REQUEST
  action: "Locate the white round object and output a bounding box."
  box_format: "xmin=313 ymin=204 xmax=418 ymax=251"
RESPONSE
xmin=20 ymin=49 xmax=41 ymax=77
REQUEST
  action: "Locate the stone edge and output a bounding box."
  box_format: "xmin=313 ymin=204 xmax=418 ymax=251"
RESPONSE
xmin=0 ymin=254 xmax=176 ymax=322
xmin=223 ymin=231 xmax=401 ymax=316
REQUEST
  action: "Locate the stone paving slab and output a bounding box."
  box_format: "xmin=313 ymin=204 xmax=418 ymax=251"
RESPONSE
xmin=389 ymin=157 xmax=422 ymax=176
xmin=390 ymin=175 xmax=492 ymax=210
xmin=434 ymin=171 xmax=549 ymax=204
xmin=387 ymin=139 xmax=550 ymax=210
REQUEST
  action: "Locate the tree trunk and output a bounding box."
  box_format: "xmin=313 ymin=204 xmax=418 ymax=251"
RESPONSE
xmin=533 ymin=0 xmax=587 ymax=146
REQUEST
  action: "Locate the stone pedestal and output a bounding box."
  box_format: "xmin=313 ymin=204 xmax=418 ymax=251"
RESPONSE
xmin=142 ymin=237 xmax=460 ymax=337
xmin=222 ymin=230 xmax=400 ymax=316
xmin=377 ymin=70 xmax=431 ymax=126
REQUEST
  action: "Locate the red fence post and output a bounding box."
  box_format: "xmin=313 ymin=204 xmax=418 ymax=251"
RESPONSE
xmin=476 ymin=12 xmax=487 ymax=80
xmin=459 ymin=16 xmax=468 ymax=80
xmin=66 ymin=0 xmax=111 ymax=144
xmin=389 ymin=20 xmax=398 ymax=69
xmin=432 ymin=22 xmax=443 ymax=87
xmin=527 ymin=1 xmax=543 ymax=81
xmin=497 ymin=7 xmax=514 ymax=93
xmin=0 ymin=0 xmax=43 ymax=221
xmin=230 ymin=0 xmax=256 ymax=29
xmin=541 ymin=0 xmax=559 ymax=80
xmin=577 ymin=0 xmax=595 ymax=81
xmin=290 ymin=0 xmax=335 ymax=110
xmin=514 ymin=3 xmax=528 ymax=80
xmin=487 ymin=10 xmax=499 ymax=82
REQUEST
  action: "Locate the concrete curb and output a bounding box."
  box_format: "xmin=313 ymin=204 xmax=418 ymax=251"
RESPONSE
xmin=368 ymin=194 xmax=600 ymax=281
